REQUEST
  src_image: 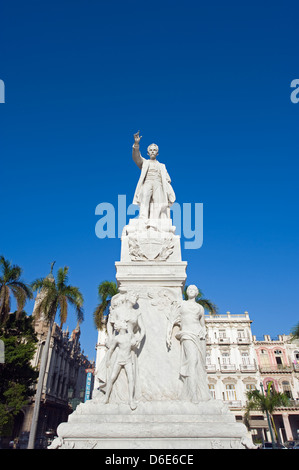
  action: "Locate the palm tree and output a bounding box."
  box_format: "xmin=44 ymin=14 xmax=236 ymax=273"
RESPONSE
xmin=0 ymin=255 xmax=33 ymax=324
xmin=27 ymin=263 xmax=84 ymax=449
xmin=183 ymin=285 xmax=217 ymax=314
xmin=245 ymin=381 xmax=290 ymax=444
xmin=93 ymin=281 xmax=118 ymax=330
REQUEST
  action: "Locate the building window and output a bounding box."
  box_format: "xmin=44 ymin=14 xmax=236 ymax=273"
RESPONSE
xmin=259 ymin=349 xmax=270 ymax=367
xmin=219 ymin=329 xmax=226 ymax=339
xmin=282 ymin=381 xmax=293 ymax=399
xmin=237 ymin=329 xmax=245 ymax=338
xmin=221 ymin=353 xmax=230 ymax=364
xmin=241 ymin=352 xmax=250 ymax=365
xmin=208 ymin=384 xmax=216 ymax=399
xmin=225 ymin=384 xmax=236 ymax=401
xmin=274 ymin=350 xmax=283 ymax=368
xmin=246 ymin=384 xmax=256 ymax=392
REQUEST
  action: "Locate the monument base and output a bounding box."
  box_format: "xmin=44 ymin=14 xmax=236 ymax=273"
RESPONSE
xmin=50 ymin=399 xmax=252 ymax=449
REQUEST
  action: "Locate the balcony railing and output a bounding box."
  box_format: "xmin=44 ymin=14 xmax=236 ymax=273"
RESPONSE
xmin=225 ymin=400 xmax=243 ymax=408
xmin=260 ymin=364 xmax=293 ymax=373
xmin=218 ymin=338 xmax=230 ymax=345
xmin=206 ymin=364 xmax=216 ymax=373
xmin=240 ymin=363 xmax=257 ymax=372
xmin=205 ymin=363 xmax=259 ymax=373
xmin=220 ymin=364 xmax=236 ymax=372
xmin=237 ymin=337 xmax=251 ymax=344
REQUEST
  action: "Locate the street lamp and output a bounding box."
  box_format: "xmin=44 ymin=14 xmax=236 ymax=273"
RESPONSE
xmin=260 ymin=381 xmax=276 ymax=448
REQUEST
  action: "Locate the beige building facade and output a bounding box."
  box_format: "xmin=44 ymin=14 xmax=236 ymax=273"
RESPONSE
xmin=18 ymin=318 xmax=93 ymax=448
xmin=205 ymin=312 xmax=299 ymax=444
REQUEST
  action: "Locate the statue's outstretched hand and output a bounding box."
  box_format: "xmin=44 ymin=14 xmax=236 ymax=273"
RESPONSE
xmin=133 ymin=131 xmax=142 ymax=145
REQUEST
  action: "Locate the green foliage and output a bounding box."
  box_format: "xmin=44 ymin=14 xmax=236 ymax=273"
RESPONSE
xmin=0 ymin=311 xmax=38 ymax=436
xmin=0 ymin=255 xmax=33 ymax=324
xmin=246 ymin=383 xmax=289 ymax=414
xmin=245 ymin=382 xmax=290 ymax=441
xmin=93 ymin=281 xmax=118 ymax=330
xmin=31 ymin=266 xmax=84 ymax=327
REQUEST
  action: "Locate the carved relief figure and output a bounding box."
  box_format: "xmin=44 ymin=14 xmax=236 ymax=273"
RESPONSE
xmin=96 ymin=290 xmax=145 ymax=406
xmin=104 ymin=319 xmax=138 ymax=410
xmin=167 ymin=285 xmax=211 ymax=403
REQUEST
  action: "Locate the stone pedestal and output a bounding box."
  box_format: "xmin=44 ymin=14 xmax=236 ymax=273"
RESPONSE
xmin=54 ymin=401 xmax=250 ymax=449
xmin=115 ymin=219 xmax=187 ymax=402
xmin=52 ymin=219 xmax=251 ymax=449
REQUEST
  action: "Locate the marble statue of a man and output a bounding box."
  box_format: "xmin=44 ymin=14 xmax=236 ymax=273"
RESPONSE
xmin=132 ymin=131 xmax=175 ymax=220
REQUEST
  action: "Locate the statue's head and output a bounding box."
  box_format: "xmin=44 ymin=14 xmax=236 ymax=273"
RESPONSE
xmin=125 ymin=291 xmax=139 ymax=306
xmin=186 ymin=285 xmax=199 ymax=300
xmin=147 ymin=143 xmax=159 ymax=160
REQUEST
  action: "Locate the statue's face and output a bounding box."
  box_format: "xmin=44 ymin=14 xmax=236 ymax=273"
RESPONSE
xmin=187 ymin=285 xmax=198 ymax=299
xmin=147 ymin=145 xmax=159 ymax=159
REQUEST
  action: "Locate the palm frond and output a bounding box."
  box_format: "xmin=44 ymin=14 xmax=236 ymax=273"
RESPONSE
xmin=57 ymin=266 xmax=69 ymax=290
xmin=98 ymin=281 xmax=118 ymax=302
xmin=40 ymin=292 xmax=58 ymax=324
xmin=31 ymin=277 xmax=47 ymax=292
xmin=9 ymin=284 xmax=27 ymax=317
xmin=93 ymin=303 xmax=107 ymax=330
xmin=10 ymin=280 xmax=33 ymax=300
xmin=63 ymin=285 xmax=84 ymax=307
xmin=0 ymin=255 xmax=10 ymax=274
xmin=245 ymin=382 xmax=290 ymax=438
xmin=32 ymin=266 xmax=83 ymax=327
xmin=0 ymin=256 xmax=32 ymax=322
xmin=7 ymin=265 xmax=22 ymax=282
xmin=197 ymin=298 xmax=218 ymax=315
xmin=58 ymin=295 xmax=68 ymax=327
xmin=93 ymin=281 xmax=118 ymax=330
xmin=63 ymin=292 xmax=84 ymax=325
xmin=291 ymin=322 xmax=299 ymax=341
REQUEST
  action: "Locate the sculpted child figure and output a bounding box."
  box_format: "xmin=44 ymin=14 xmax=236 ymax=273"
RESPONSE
xmin=95 ymin=290 xmax=145 ymax=405
xmin=104 ymin=319 xmax=138 ymax=410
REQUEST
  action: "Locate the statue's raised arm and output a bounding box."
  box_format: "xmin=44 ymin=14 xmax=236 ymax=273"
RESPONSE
xmin=132 ymin=131 xmax=143 ymax=169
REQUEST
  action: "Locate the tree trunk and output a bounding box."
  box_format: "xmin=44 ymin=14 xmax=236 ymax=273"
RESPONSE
xmin=270 ymin=413 xmax=279 ymax=443
xmin=27 ymin=317 xmax=54 ymax=449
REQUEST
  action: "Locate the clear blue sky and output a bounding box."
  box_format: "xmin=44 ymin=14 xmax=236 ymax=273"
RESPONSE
xmin=1 ymin=1 xmax=298 ymax=361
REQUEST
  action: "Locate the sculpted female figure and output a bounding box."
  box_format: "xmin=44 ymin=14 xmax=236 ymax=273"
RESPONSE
xmin=167 ymin=285 xmax=211 ymax=403
xmin=96 ymin=290 xmax=145 ymax=405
